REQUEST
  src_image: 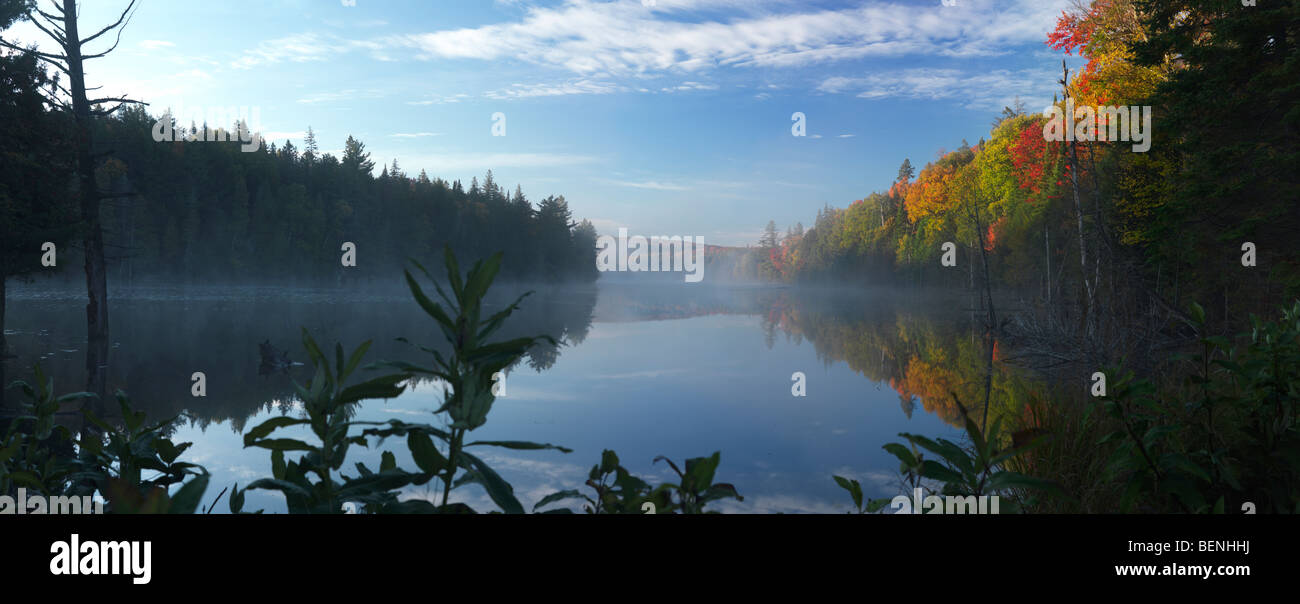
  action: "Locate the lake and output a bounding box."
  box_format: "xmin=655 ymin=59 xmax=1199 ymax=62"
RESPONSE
xmin=2 ymin=281 xmax=1041 ymax=513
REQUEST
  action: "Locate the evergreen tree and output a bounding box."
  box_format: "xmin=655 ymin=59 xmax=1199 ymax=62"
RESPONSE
xmin=760 ymin=220 xmax=779 ymax=249
xmin=0 ymin=48 xmax=75 ymax=405
xmin=304 ymin=126 xmax=318 ymax=164
xmin=342 ymin=135 xmax=375 ymax=176
xmin=897 ymin=158 xmax=915 ymax=183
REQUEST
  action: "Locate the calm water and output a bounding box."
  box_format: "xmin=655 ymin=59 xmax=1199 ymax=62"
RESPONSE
xmin=3 ymin=282 xmax=1038 ymax=513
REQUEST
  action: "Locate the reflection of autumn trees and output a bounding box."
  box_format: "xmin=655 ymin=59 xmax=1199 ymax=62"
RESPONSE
xmin=762 ymin=291 xmax=1045 ymax=428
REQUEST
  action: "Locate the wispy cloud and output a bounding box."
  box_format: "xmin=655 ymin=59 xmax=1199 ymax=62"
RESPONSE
xmin=296 ymin=88 xmax=387 ymax=104
xmin=818 ymin=67 xmax=1058 ymax=111
xmin=406 ymin=93 xmax=472 ymax=105
xmin=597 ymin=178 xmax=691 ymax=192
xmin=232 ymin=32 xmax=388 ymax=69
xmin=485 ymin=79 xmax=622 ymax=99
xmin=389 ymin=0 xmax=1069 ymax=77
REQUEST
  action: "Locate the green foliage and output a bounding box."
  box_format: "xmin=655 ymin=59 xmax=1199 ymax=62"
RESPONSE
xmin=241 ymin=330 xmax=430 ymax=514
xmin=362 ymin=247 xmax=570 ymax=513
xmin=534 ymin=449 xmax=669 ymax=514
xmin=536 ymin=450 xmax=742 ymax=514
xmin=1097 ymin=301 xmax=1300 ymax=513
xmin=0 ymin=365 xmax=91 ymax=496
xmin=847 ymin=397 xmax=1060 ymax=514
xmin=74 ymin=392 xmax=210 ymax=514
xmin=2 ymin=364 xmax=212 ymax=513
xmin=654 ymin=451 xmax=743 ymax=514
xmin=1131 ymin=0 xmax=1300 ymax=299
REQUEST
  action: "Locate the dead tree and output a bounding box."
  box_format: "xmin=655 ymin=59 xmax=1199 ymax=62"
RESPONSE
xmin=0 ymin=0 xmax=145 ymax=398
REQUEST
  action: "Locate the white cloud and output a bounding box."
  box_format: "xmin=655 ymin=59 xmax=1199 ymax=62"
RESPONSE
xmin=296 ymin=88 xmax=387 ymax=104
xmin=661 ymin=81 xmax=719 ymax=92
xmin=139 ymin=40 xmax=175 ymax=50
xmin=389 ymin=0 xmax=1071 ymax=77
xmin=598 ymin=179 xmax=691 ymax=192
xmin=485 ymin=79 xmax=622 ymax=99
xmin=406 ymin=93 xmax=472 ymax=105
xmin=232 ymin=32 xmax=388 ymax=69
xmin=818 ymin=67 xmax=1058 ymax=111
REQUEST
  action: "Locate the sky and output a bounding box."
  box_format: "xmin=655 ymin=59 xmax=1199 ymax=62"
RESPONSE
xmin=3 ymin=0 xmax=1082 ymax=246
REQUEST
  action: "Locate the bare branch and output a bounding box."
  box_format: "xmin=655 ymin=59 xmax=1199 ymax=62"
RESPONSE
xmin=28 ymin=13 xmax=67 ymax=47
xmin=79 ymin=0 xmax=137 ymax=46
xmin=92 ymin=99 xmax=145 ymax=116
xmin=36 ymin=8 xmax=64 ymax=24
xmin=87 ymin=96 xmax=143 ymax=106
xmin=37 ymin=89 xmax=72 ymax=111
xmin=0 ymin=39 xmax=70 ymax=73
xmin=83 ymin=10 xmax=136 ymax=62
xmin=34 ymin=10 xmax=67 ymax=40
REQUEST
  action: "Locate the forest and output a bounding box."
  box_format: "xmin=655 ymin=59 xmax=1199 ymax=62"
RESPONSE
xmin=4 ymin=100 xmax=602 ymax=286
xmin=732 ymin=0 xmax=1298 ymax=355
xmin=1 ymin=0 xmax=1298 ymax=518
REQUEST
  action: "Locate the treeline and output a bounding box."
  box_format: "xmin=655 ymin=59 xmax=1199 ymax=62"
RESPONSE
xmin=22 ymin=103 xmax=601 ymax=286
xmin=748 ymin=0 xmax=1298 ymax=327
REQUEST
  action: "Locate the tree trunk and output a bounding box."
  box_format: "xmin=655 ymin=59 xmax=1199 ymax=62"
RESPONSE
xmin=1060 ymin=61 xmax=1092 ymax=328
xmin=62 ymin=0 xmax=110 ymax=399
xmin=0 ymin=274 xmax=6 ymax=408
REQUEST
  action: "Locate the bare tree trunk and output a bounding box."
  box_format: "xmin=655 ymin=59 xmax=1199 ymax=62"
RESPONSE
xmin=60 ymin=0 xmax=110 ymax=399
xmin=1045 ymin=223 xmax=1051 ymax=306
xmin=0 ymin=274 xmax=6 ymax=408
xmin=1061 ymin=61 xmax=1092 ymax=327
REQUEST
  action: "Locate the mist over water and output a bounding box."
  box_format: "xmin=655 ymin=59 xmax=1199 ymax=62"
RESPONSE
xmin=3 ymin=280 xmax=1036 ymax=513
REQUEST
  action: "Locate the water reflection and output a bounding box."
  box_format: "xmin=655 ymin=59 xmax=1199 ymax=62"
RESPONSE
xmin=3 ymin=282 xmax=1049 ymax=513
xmin=2 ymin=283 xmax=598 ymax=431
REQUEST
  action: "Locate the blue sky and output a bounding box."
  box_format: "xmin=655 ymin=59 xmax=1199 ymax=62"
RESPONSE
xmin=6 ymin=0 xmax=1081 ymax=246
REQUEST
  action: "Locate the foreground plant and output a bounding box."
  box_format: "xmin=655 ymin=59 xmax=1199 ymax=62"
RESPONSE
xmin=536 ymin=450 xmax=742 ymax=514
xmin=838 ymin=397 xmax=1058 ymax=513
xmin=1 ymin=365 xmax=90 ymax=497
xmin=363 ymin=248 xmax=570 ymax=513
xmin=3 ymin=364 xmax=212 ymax=513
xmin=240 ymin=330 xmax=435 ymax=513
xmin=1096 ymin=301 xmax=1300 ymax=513
xmin=74 ymin=391 xmax=211 ymax=514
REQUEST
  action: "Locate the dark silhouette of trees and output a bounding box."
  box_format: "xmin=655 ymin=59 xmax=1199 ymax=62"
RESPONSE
xmin=85 ymin=105 xmax=598 ymax=286
xmin=0 ymin=43 xmax=76 ymax=406
xmin=1 ymin=0 xmax=144 ymax=398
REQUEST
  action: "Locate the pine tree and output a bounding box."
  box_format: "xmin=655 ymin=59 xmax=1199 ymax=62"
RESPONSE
xmin=897 ymin=158 xmax=914 ymax=183
xmin=342 ymin=135 xmax=375 ymax=176
xmin=760 ymin=220 xmax=779 ymax=249
xmin=304 ymin=126 xmax=318 ymax=164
